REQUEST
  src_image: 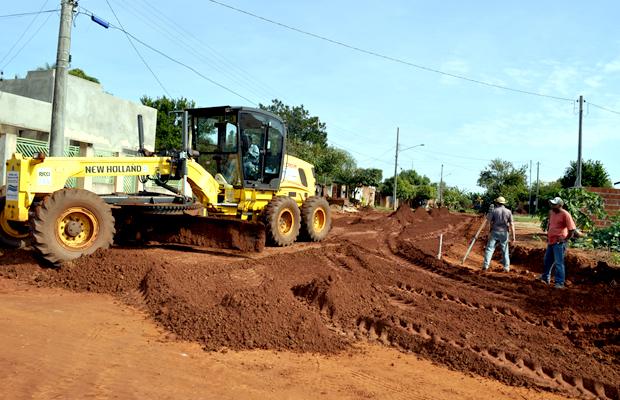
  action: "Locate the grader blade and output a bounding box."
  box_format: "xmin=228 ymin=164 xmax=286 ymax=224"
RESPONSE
xmin=113 ymin=211 xmax=266 ymax=252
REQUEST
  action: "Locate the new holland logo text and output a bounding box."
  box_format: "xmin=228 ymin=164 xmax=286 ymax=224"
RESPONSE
xmin=85 ymin=165 xmax=143 ymax=174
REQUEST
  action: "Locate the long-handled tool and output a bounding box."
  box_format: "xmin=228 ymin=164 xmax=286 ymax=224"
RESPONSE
xmin=462 ymin=217 xmax=488 ymax=264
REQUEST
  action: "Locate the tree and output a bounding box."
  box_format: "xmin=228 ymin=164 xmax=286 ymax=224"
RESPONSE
xmin=338 ymin=168 xmax=382 ymax=202
xmin=443 ymin=186 xmax=471 ymax=210
xmin=559 ymin=160 xmax=612 ymax=188
xmin=259 ymin=99 xmax=327 ymax=147
xmin=536 ymin=186 xmax=607 ymax=232
xmin=477 ymin=158 xmax=528 ymax=210
xmin=380 ymin=169 xmax=435 ymax=207
xmin=259 ymin=99 xmax=356 ymax=181
xmin=35 ymin=63 xmax=100 ymax=84
xmin=68 ymin=68 xmax=100 ymax=84
xmin=140 ymin=95 xmax=196 ymax=150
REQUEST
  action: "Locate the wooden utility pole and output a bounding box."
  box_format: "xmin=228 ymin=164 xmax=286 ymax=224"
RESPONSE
xmin=50 ymin=0 xmax=76 ymax=157
xmin=575 ymin=95 xmax=584 ymax=187
xmin=393 ymin=128 xmax=399 ymax=210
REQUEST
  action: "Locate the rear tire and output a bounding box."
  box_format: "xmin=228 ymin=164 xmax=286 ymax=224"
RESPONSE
xmin=30 ymin=189 xmax=115 ymax=264
xmin=0 ymin=186 xmax=31 ymax=248
xmin=300 ymin=196 xmax=331 ymax=242
xmin=264 ymin=196 xmax=300 ymax=246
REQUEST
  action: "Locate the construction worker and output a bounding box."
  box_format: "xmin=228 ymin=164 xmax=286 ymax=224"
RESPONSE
xmin=535 ymin=197 xmax=576 ymax=289
xmin=481 ymin=196 xmax=516 ymax=272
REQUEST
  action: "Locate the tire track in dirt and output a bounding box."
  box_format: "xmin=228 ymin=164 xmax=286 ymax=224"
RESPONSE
xmin=350 ymin=314 xmax=616 ymax=399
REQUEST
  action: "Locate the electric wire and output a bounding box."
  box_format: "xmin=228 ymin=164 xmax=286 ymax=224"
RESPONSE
xmin=104 ymin=0 xmax=172 ymax=98
xmin=0 ymin=7 xmax=58 ymax=71
xmin=125 ymin=0 xmax=295 ymax=104
xmin=107 ymin=0 xmax=271 ymax=102
xmin=79 ymin=6 xmax=256 ymax=105
xmin=0 ymin=0 xmax=50 ymax=66
xmin=207 ymin=0 xmax=576 ymax=103
xmin=0 ymin=9 xmax=58 ymax=19
xmin=589 ymin=103 xmax=620 ymax=115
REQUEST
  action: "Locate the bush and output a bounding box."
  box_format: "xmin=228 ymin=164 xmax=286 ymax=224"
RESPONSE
xmin=536 ymin=186 xmax=606 ymax=232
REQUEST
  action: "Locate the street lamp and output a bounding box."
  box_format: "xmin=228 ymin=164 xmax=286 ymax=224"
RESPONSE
xmin=393 ymin=127 xmax=424 ymax=210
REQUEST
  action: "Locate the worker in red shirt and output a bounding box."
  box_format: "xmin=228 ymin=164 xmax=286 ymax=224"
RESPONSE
xmin=535 ymin=197 xmax=576 ymax=289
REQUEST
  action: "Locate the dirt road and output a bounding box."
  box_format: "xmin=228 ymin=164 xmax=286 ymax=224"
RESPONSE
xmin=1 ymin=206 xmax=619 ymax=399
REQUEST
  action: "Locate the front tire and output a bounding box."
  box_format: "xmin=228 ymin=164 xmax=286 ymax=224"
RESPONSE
xmin=30 ymin=189 xmax=115 ymax=264
xmin=300 ymin=196 xmax=331 ymax=242
xmin=264 ymin=196 xmax=300 ymax=246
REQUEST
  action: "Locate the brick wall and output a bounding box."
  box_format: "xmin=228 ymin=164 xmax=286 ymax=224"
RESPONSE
xmin=585 ymin=187 xmax=620 ymax=228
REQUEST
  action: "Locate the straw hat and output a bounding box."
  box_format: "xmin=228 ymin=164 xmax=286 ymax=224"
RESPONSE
xmin=495 ymin=196 xmax=507 ymax=204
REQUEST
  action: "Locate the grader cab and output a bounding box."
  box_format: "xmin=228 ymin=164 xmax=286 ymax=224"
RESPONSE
xmin=0 ymin=106 xmax=331 ymax=264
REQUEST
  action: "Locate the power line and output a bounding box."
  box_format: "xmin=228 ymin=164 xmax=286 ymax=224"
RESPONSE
xmin=103 ymin=1 xmax=172 ymax=98
xmin=207 ymin=0 xmax=575 ymax=103
xmin=0 ymin=0 xmax=50 ymax=66
xmin=79 ymin=6 xmax=256 ymax=105
xmin=0 ymin=6 xmax=58 ymax=71
xmin=589 ymin=102 xmax=620 ymax=115
xmin=125 ymin=0 xmax=295 ymax=104
xmin=0 ymin=9 xmax=58 ymax=19
xmin=107 ymin=0 xmax=271 ymax=102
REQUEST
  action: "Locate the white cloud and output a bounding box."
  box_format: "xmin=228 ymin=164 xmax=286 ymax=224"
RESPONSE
xmin=439 ymin=59 xmax=470 ymax=85
xmin=604 ymin=59 xmax=620 ymax=73
xmin=584 ymin=76 xmax=603 ymax=88
xmin=504 ymin=67 xmax=538 ymax=86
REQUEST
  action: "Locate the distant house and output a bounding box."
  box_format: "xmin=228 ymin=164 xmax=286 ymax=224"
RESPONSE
xmin=0 ymin=69 xmax=157 ymax=193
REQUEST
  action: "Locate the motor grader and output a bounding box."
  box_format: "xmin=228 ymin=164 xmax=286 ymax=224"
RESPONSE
xmin=1 ymin=106 xmax=331 ymax=264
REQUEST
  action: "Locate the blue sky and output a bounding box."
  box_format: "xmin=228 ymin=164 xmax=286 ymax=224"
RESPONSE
xmin=2 ymin=0 xmax=619 ymax=193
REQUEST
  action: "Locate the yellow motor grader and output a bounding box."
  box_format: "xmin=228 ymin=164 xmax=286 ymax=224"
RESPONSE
xmin=1 ymin=106 xmax=331 ymax=264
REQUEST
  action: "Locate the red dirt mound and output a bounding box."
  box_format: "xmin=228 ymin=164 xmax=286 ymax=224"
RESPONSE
xmin=2 ymin=209 xmax=620 ymax=398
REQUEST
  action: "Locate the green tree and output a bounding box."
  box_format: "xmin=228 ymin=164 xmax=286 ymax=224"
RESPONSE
xmin=68 ymin=68 xmax=100 ymax=84
xmin=259 ymin=99 xmax=356 ymax=181
xmin=443 ymin=186 xmax=471 ymax=210
xmin=477 ymin=158 xmax=528 ymax=210
xmin=559 ymin=159 xmax=612 ymax=188
xmin=380 ymin=169 xmax=435 ymax=206
xmin=140 ymin=95 xmax=196 ymax=151
xmin=259 ymin=99 xmax=327 ymax=147
xmin=35 ymin=63 xmax=100 ymax=84
xmin=536 ymin=186 xmax=607 ymax=232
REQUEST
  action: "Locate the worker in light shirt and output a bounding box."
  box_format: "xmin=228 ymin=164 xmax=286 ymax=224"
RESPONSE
xmin=535 ymin=197 xmax=576 ymax=289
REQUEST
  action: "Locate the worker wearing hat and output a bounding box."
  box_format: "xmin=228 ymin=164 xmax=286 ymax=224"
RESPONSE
xmin=481 ymin=196 xmax=516 ymax=272
xmin=535 ymin=197 xmax=576 ymax=289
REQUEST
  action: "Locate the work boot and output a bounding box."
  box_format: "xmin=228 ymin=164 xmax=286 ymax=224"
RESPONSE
xmin=552 ymin=284 xmax=564 ymax=290
xmin=535 ymin=277 xmax=549 ymax=284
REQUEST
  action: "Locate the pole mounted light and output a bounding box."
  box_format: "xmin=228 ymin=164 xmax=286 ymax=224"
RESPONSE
xmin=393 ymin=127 xmax=424 ymax=211
xmin=91 ymin=15 xmax=110 ymax=29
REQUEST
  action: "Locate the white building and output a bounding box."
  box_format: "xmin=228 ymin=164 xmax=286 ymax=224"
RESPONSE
xmin=0 ymin=69 xmax=157 ymax=192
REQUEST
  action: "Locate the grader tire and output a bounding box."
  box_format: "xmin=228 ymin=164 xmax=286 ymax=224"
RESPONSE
xmin=300 ymin=196 xmax=331 ymax=242
xmin=29 ymin=189 xmax=115 ymax=265
xmin=264 ymin=196 xmax=300 ymax=247
xmin=0 ymin=186 xmax=32 ymax=248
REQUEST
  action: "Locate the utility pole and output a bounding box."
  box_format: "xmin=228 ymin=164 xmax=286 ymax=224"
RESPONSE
xmin=529 ymin=160 xmax=533 ymax=215
xmin=575 ymin=95 xmax=584 ymax=187
xmin=50 ymin=0 xmax=76 ymax=157
xmin=439 ymin=164 xmax=444 ymax=207
xmin=393 ymin=127 xmax=399 ymax=210
xmin=535 ymin=162 xmax=540 ymax=213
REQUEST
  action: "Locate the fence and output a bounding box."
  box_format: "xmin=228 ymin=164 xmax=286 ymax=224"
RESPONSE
xmin=15 ymin=137 xmax=140 ymax=192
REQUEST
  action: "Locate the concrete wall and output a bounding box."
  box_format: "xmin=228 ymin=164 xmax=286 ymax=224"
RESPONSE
xmin=585 ymin=187 xmax=620 ymax=229
xmin=0 ymin=69 xmax=157 ymax=188
xmin=0 ymin=70 xmax=156 ymax=152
